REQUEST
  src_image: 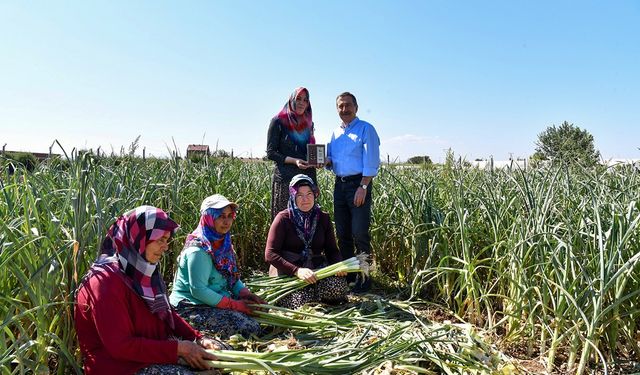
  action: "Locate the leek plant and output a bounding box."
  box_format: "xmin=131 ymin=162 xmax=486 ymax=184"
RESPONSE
xmin=2 ymin=143 xmax=640 ymax=374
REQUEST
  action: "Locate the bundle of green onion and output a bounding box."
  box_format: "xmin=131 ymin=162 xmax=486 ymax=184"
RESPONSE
xmin=249 ymin=303 xmax=387 ymax=336
xmin=247 ymin=255 xmax=369 ymax=304
xmin=203 ymin=323 xmax=417 ymax=374
xmin=202 ymin=317 xmax=491 ymax=374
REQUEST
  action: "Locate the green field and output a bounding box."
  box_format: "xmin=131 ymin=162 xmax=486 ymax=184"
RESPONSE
xmin=1 ymin=151 xmax=639 ymax=374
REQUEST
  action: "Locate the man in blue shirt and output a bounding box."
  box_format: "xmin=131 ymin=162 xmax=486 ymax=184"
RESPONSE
xmin=326 ymin=92 xmax=380 ymax=293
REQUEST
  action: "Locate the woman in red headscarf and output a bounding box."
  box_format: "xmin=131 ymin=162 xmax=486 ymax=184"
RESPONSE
xmin=266 ymin=87 xmax=320 ymax=220
xmin=75 ymin=206 xmax=226 ymax=375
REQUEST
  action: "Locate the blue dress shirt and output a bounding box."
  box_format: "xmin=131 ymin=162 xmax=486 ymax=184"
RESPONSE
xmin=327 ymin=117 xmax=381 ymax=177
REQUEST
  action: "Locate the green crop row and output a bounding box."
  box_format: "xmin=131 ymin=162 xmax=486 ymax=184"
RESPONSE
xmin=1 ymin=151 xmax=638 ymax=374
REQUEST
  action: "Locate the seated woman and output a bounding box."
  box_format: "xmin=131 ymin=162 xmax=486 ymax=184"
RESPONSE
xmin=265 ymin=174 xmax=349 ymax=309
xmin=170 ymin=194 xmax=264 ymax=339
xmin=75 ymin=205 xmax=224 ymax=375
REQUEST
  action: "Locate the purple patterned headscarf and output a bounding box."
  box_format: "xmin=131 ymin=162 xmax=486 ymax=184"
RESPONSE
xmin=97 ymin=205 xmax=179 ymax=328
xmin=288 ymin=176 xmax=320 ymax=263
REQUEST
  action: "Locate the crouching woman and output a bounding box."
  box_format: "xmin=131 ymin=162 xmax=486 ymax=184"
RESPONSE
xmin=265 ymin=174 xmax=349 ymax=309
xmin=75 ymin=206 xmax=223 ymax=375
xmin=170 ymin=194 xmax=264 ymax=339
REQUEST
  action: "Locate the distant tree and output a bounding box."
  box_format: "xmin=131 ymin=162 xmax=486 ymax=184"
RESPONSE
xmin=529 ymin=152 xmax=548 ymax=168
xmin=6 ymin=152 xmax=38 ymax=171
xmin=407 ymin=155 xmax=432 ymax=165
xmin=212 ymin=149 xmax=230 ymax=158
xmin=533 ymin=121 xmax=599 ymax=166
xmin=188 ymin=154 xmax=205 ymax=164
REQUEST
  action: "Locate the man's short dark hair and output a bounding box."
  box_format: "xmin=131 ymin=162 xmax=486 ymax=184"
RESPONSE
xmin=336 ymin=92 xmax=358 ymax=108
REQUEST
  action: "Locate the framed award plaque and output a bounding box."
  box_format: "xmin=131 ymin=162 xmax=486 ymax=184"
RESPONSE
xmin=307 ymin=144 xmax=326 ymax=165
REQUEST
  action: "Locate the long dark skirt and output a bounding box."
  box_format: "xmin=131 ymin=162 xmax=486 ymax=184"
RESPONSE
xmin=277 ymin=276 xmax=349 ymax=310
xmin=271 ymin=177 xmax=291 ymax=219
xmin=175 ymin=302 xmax=261 ymax=339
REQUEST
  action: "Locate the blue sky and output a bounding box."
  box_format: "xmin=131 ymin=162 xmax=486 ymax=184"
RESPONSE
xmin=1 ymin=1 xmax=639 ymax=162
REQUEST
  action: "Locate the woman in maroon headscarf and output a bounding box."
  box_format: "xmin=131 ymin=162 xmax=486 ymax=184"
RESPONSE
xmin=265 ymin=174 xmax=349 ymax=309
xmin=75 ymin=206 xmax=225 ymax=375
xmin=266 ymin=87 xmax=320 ymax=220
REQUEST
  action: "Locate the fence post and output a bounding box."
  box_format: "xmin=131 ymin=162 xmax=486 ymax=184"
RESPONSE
xmin=49 ymin=140 xmax=57 ymax=159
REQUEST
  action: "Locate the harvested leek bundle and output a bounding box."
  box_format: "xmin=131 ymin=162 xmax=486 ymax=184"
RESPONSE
xmin=248 ymin=255 xmax=370 ymax=304
xmin=204 ymin=323 xmax=424 ymax=374
xmin=252 ymin=304 xmax=342 ymax=332
xmin=251 ymin=304 xmax=386 ymax=335
xmin=204 ymin=317 xmax=499 ymax=374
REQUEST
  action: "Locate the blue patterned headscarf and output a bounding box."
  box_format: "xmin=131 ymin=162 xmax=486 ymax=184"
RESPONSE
xmin=183 ymin=207 xmax=240 ymax=289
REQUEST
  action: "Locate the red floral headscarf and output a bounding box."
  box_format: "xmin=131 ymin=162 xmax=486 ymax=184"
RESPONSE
xmin=275 ymin=87 xmax=315 ymax=147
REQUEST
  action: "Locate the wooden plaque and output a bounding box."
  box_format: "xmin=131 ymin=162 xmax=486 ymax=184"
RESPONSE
xmin=307 ymin=144 xmax=326 ymax=165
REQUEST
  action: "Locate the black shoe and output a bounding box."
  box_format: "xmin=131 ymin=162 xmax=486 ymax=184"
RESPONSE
xmin=345 ymin=273 xmax=357 ymax=284
xmin=323 ymin=296 xmax=349 ymax=305
xmin=351 ymin=278 xmax=371 ymax=294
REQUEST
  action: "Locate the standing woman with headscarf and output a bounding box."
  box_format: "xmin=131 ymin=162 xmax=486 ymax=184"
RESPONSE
xmin=170 ymin=194 xmax=264 ymax=339
xmin=265 ymin=174 xmax=349 ymax=309
xmin=266 ymin=87 xmax=320 ymax=220
xmin=75 ymin=206 xmax=223 ymax=375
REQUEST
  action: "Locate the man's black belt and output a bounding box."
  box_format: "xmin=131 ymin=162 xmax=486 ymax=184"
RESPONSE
xmin=336 ymin=174 xmax=362 ymax=183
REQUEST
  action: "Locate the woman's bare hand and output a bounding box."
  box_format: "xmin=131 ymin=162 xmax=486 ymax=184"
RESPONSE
xmin=177 ymin=340 xmax=217 ymax=370
xmin=296 ymin=267 xmax=317 ymax=284
xmin=198 ymin=337 xmax=224 ymax=351
xmin=295 ymin=159 xmax=311 ymax=169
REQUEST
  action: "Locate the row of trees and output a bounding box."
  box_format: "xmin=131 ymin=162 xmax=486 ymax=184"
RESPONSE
xmin=407 ymin=121 xmax=602 ymax=166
